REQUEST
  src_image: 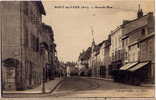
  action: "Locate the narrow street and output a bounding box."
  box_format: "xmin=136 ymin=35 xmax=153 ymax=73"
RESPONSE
xmin=50 ymin=77 xmax=154 ymax=97
xmin=3 ymin=76 xmax=154 ymax=98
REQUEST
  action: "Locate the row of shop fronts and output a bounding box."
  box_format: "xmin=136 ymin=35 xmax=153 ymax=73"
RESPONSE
xmin=78 ymin=8 xmax=154 ymax=85
xmin=112 ymin=61 xmax=152 ymax=85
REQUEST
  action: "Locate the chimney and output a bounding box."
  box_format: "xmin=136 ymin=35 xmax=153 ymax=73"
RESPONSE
xmin=137 ymin=4 xmax=143 ymax=18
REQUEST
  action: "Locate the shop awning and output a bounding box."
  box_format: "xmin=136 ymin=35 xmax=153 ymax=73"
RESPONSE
xmin=128 ymin=62 xmax=149 ymax=72
xmin=120 ymin=62 xmax=138 ymax=70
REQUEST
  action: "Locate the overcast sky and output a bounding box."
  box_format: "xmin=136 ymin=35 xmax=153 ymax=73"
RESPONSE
xmin=42 ymin=0 xmax=154 ymax=62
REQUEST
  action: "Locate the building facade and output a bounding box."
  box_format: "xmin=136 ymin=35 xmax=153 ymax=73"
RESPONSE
xmin=77 ymin=7 xmax=154 ymax=85
xmin=122 ymin=12 xmax=154 ymax=83
xmin=101 ymin=38 xmax=111 ymax=78
xmin=0 ymin=1 xmax=59 ymax=90
xmin=109 ymin=26 xmax=124 ymax=71
xmin=118 ymin=9 xmax=155 ymax=84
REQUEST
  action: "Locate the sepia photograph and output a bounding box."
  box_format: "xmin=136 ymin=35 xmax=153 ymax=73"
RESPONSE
xmin=0 ymin=0 xmax=155 ymax=99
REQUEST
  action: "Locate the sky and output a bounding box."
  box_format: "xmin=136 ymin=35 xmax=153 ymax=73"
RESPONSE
xmin=42 ymin=0 xmax=154 ymax=62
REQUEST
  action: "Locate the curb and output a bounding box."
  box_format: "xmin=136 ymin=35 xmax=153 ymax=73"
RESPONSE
xmin=82 ymin=76 xmax=113 ymax=81
xmin=3 ymin=78 xmax=64 ymax=94
xmin=140 ymin=84 xmax=155 ymax=87
xmin=48 ymin=78 xmax=64 ymax=94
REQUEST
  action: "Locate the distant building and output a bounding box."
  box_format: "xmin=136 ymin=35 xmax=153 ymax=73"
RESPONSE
xmin=87 ymin=38 xmax=112 ymax=78
xmin=97 ymin=40 xmax=106 ymax=78
xmin=78 ymin=47 xmax=91 ymax=76
xmin=101 ymin=37 xmax=111 ymax=78
xmin=90 ymin=40 xmax=103 ymax=77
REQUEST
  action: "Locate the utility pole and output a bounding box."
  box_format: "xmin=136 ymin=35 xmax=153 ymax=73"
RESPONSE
xmin=90 ymin=26 xmax=95 ymax=44
xmin=90 ymin=26 xmax=95 ymax=77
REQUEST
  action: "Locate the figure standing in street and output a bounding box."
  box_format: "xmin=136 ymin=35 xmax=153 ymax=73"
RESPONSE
xmin=66 ymin=66 xmax=71 ymax=77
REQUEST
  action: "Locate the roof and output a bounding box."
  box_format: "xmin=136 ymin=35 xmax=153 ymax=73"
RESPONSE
xmin=122 ymin=12 xmax=153 ymax=26
xmin=104 ymin=39 xmax=111 ymax=47
xmin=110 ymin=26 xmax=121 ymax=36
xmin=93 ymin=40 xmax=106 ymax=52
xmin=35 ymin=1 xmax=46 ymax=15
xmin=79 ymin=47 xmax=91 ymax=61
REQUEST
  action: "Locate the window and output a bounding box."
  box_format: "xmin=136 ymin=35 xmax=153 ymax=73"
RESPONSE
xmin=141 ymin=29 xmax=145 ymax=35
xmin=118 ymin=50 xmax=120 ymax=59
xmin=24 ymin=27 xmax=29 ymax=47
xmin=129 ymin=46 xmax=131 ymax=50
xmin=124 ymin=52 xmax=128 ymax=60
xmin=31 ymin=34 xmax=35 ymax=50
xmin=148 ymin=27 xmax=154 ymax=34
xmin=31 ymin=15 xmax=40 ymax=24
xmin=24 ymin=2 xmax=29 ymax=16
xmin=122 ymin=40 xmax=124 ymax=47
xmin=35 ymin=38 xmax=39 ymax=52
xmin=125 ymin=38 xmax=128 ymax=46
xmin=31 ymin=35 xmax=39 ymax=52
xmin=137 ymin=43 xmax=140 ymax=48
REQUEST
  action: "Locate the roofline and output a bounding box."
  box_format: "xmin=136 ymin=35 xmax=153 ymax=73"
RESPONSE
xmin=35 ymin=1 xmax=46 ymax=15
xmin=110 ymin=26 xmax=122 ymax=36
xmin=122 ymin=12 xmax=153 ymax=27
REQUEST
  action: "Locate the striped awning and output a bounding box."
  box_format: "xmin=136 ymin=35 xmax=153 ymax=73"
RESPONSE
xmin=120 ymin=62 xmax=138 ymax=70
xmin=128 ymin=62 xmax=149 ymax=72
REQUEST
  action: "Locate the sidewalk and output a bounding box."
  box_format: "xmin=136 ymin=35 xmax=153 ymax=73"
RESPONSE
xmin=83 ymin=76 xmax=154 ymax=87
xmin=140 ymin=83 xmax=155 ymax=87
xmin=3 ymin=78 xmax=64 ymax=94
